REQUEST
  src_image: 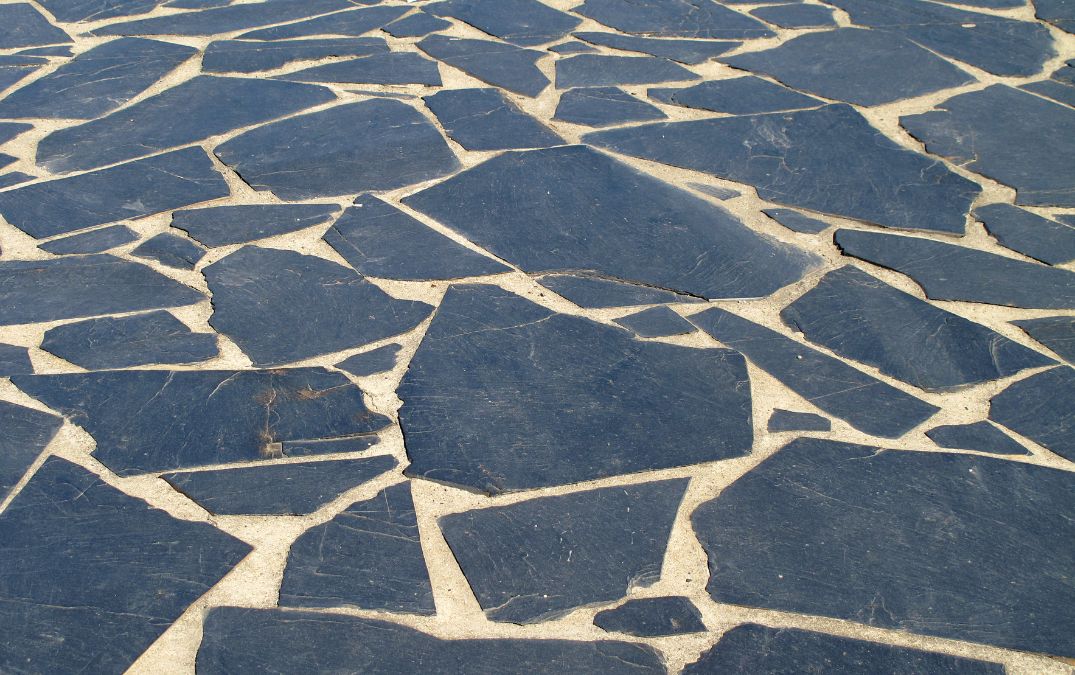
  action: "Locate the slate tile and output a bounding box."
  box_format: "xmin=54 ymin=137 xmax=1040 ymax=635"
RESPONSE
xmin=974 ymin=203 xmax=1075 ymax=265
xmin=574 ymin=31 xmax=738 ymax=64
xmin=763 ymin=208 xmax=829 ymax=234
xmin=691 ymin=438 xmax=1075 ymax=656
xmin=166 ymin=0 xmax=230 ymax=7
xmin=689 ymin=307 xmax=939 ymax=437
xmin=11 ymin=367 xmax=392 ymax=475
xmin=417 ymin=35 xmax=549 ymax=97
xmin=0 ymin=255 xmax=203 ymax=326
xmin=131 ymin=232 xmax=207 ymax=270
xmin=399 ymin=286 xmax=753 ymax=493
xmin=172 ymin=203 xmax=340 ymax=247
xmin=0 ymin=343 xmax=32 ymax=376
xmin=767 ymin=409 xmax=830 ymax=432
xmin=0 ymin=401 xmax=60 ymax=500
xmin=548 ymin=41 xmax=595 ymax=54
xmin=336 ymin=344 xmax=401 ymax=376
xmin=1035 ymin=0 xmax=1074 ymax=32
xmin=593 ymin=597 xmax=705 ymax=637
xmin=648 ymin=76 xmax=823 ymax=114
xmin=575 ymin=0 xmax=774 ymax=39
xmin=1021 ymin=78 xmax=1075 ymax=108
xmin=424 ymin=0 xmax=579 ymax=46
xmin=0 ymin=457 xmax=251 ymax=673
xmin=40 ymin=311 xmax=218 ymax=369
xmin=279 ymin=52 xmax=442 ymax=85
xmin=0 ymin=38 xmax=196 ymax=120
xmin=384 ymin=11 xmax=451 ymax=38
xmin=614 ymin=306 xmax=695 ymax=338
xmin=15 ymin=45 xmax=73 ymax=56
xmin=990 ymin=367 xmax=1075 ymax=461
xmin=279 ymin=481 xmax=433 ymax=613
xmin=0 ymin=147 xmax=229 ymax=238
xmin=0 ymin=154 xmax=15 ymax=171
xmin=834 ymin=229 xmax=1075 ymax=309
xmin=281 ymin=436 xmax=379 ymax=457
xmin=0 ymin=172 xmax=33 ymax=189
xmin=0 ymin=55 xmax=42 ymax=91
xmin=196 ymin=607 xmax=665 ymax=672
xmin=424 ymin=88 xmax=563 ymax=150
xmin=688 ymin=183 xmax=739 ymax=200
xmin=236 ymin=5 xmax=409 ymax=40
xmin=0 ymin=122 xmax=32 ymax=145
xmin=325 ymin=195 xmax=509 ymax=280
xmin=554 ymin=86 xmax=667 ymax=127
xmin=0 ymin=4 xmax=71 ymax=48
xmin=926 ymin=421 xmax=1029 ymax=456
xmin=556 ymin=54 xmax=700 ymax=88
xmin=586 ymin=105 xmax=980 ymax=234
xmin=403 ymin=146 xmax=819 ymax=299
xmin=91 ymin=0 xmax=354 ymax=36
xmin=37 ymin=0 xmax=162 ymax=21
xmin=215 ymin=99 xmax=458 ymax=199
xmin=750 ymin=3 xmax=836 ymax=28
xmin=684 ymin=624 xmax=1004 ymax=674
xmin=441 ymin=478 xmax=688 ymax=622
xmin=903 ymin=86 xmax=1075 ymax=207
xmin=205 ymin=246 xmax=433 ymax=366
xmin=38 ymin=225 xmax=138 ymax=255
xmin=163 ymin=455 xmax=397 ymax=515
xmin=1012 ymin=316 xmax=1075 ymax=363
xmin=537 ymin=273 xmax=705 ymax=307
xmin=201 ymin=37 xmax=387 ymax=74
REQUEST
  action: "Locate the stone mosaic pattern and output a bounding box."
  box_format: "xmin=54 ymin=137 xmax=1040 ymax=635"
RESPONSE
xmin=0 ymin=0 xmax=1072 ymax=673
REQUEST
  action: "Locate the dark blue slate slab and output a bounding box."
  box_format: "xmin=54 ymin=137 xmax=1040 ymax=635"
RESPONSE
xmin=593 ymin=597 xmax=705 ymax=636
xmin=750 ymin=3 xmax=836 ymax=27
xmin=0 ymin=38 xmax=195 ymax=120
xmin=442 ymin=478 xmax=688 ymax=622
xmin=172 ymin=203 xmax=339 ymax=246
xmin=0 ymin=147 xmax=228 ymax=238
xmin=37 ymin=0 xmax=162 ymax=21
xmin=1013 ymin=316 xmax=1075 ymax=363
xmin=236 ymin=5 xmax=409 ymax=39
xmin=131 ymin=232 xmax=207 ymax=269
xmin=0 ymin=172 xmax=32 ymax=189
xmin=164 ymin=455 xmax=397 ymax=515
xmin=781 ymin=266 xmax=1054 ymax=391
xmin=424 ymin=0 xmax=579 ymax=46
xmin=548 ymin=41 xmax=595 ymax=54
xmin=0 ymin=153 xmax=15 ymax=171
xmin=384 ymin=11 xmax=451 ymax=37
xmin=538 ymin=273 xmax=705 ymax=307
xmin=688 ymin=182 xmax=739 ymax=200
xmin=279 ymin=52 xmax=441 ymax=85
xmin=0 ymin=4 xmax=70 ymax=48
xmin=554 ymin=86 xmax=666 ymax=127
xmin=834 ymin=229 xmax=1075 ymax=309
xmin=0 ymin=122 xmax=31 ymax=145
xmin=974 ymin=203 xmax=1075 ymax=265
xmin=38 ymin=225 xmax=138 ymax=254
xmin=336 ymin=344 xmax=401 ymax=376
xmin=990 ymin=367 xmax=1075 ymax=461
xmin=325 ymin=196 xmax=509 ymax=280
xmin=1035 ymin=0 xmax=1074 ymax=32
xmin=586 ymin=105 xmax=980 ymax=234
xmin=281 ymin=436 xmax=378 ymax=457
xmin=15 ymin=45 xmax=73 ymax=56
xmin=1022 ymin=78 xmax=1075 ymax=108
xmin=92 ymin=0 xmax=354 ymax=36
xmin=0 ymin=458 xmax=248 ymax=674
xmin=763 ymin=208 xmax=828 ymax=234
xmin=926 ymin=421 xmax=1029 ymax=455
xmin=767 ymin=409 xmax=830 ymax=432
xmin=0 ymin=55 xmax=42 ymax=91
xmin=0 ymin=401 xmax=60 ymax=500
xmin=574 ymin=31 xmax=737 ymax=64
xmin=205 ymin=246 xmax=433 ymax=366
xmin=684 ymin=624 xmax=1004 ymax=674
xmin=556 ymin=54 xmax=699 ymax=88
xmin=11 ymin=368 xmax=392 ymax=475
xmin=41 ymin=311 xmax=218 ymax=369
xmin=201 ymin=37 xmax=387 ymax=73
xmin=417 ymin=35 xmax=549 ymax=97
xmin=649 ymin=76 xmax=822 ymax=114
xmin=424 ymin=88 xmax=563 ymax=150
xmin=692 ymin=438 xmax=1075 ymax=656
xmin=166 ymin=0 xmax=230 ymax=7
xmin=280 ymin=481 xmax=433 ymax=612
xmin=197 ymin=607 xmax=664 ymax=673
xmin=0 ymin=343 xmax=32 ymax=376
xmin=0 ymin=255 xmax=203 ymax=326
xmin=689 ymin=307 xmax=938 ymax=437
xmin=399 ymin=286 xmax=753 ymax=493
xmin=575 ymin=0 xmax=774 ymax=39
xmin=903 ymin=86 xmax=1075 ymax=207
xmin=614 ymin=306 xmax=695 ymax=337
xmin=403 ymin=146 xmax=819 ymax=299
xmin=215 ymin=99 xmax=458 ymax=199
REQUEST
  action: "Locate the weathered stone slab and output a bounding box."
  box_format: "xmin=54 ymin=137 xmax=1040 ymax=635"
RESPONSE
xmin=649 ymin=76 xmax=822 ymax=114
xmin=926 ymin=422 xmax=1029 ymax=455
xmin=750 ymin=3 xmax=836 ymax=27
xmin=417 ymin=35 xmax=549 ymax=97
xmin=384 ymin=11 xmax=451 ymax=38
xmin=574 ymin=31 xmax=737 ymax=64
xmin=131 ymin=232 xmax=207 ymax=269
xmin=0 ymin=343 xmax=32 ymax=376
xmin=556 ymin=54 xmax=699 ymax=88
xmin=172 ymin=203 xmax=340 ymax=247
xmin=236 ymin=5 xmax=410 ymax=40
xmin=92 ymin=0 xmax=353 ymax=36
xmin=990 ymin=367 xmax=1075 ymax=461
xmin=688 ymin=182 xmax=739 ymax=200
xmin=0 ymin=122 xmax=31 ymax=145
xmin=0 ymin=55 xmax=42 ymax=91
xmin=41 ymin=311 xmax=218 ymax=369
xmin=0 ymin=4 xmax=70 ymax=48
xmin=549 ymin=41 xmax=595 ymax=54
xmin=201 ymin=37 xmax=387 ymax=73
xmin=279 ymin=52 xmax=441 ymax=85
xmin=336 ymin=344 xmax=401 ymax=376
xmin=974 ymin=203 xmax=1075 ymax=265
xmin=1012 ymin=316 xmax=1075 ymax=363
xmin=593 ymin=597 xmax=705 ymax=637
xmin=538 ymin=274 xmax=704 ymax=308
xmin=763 ymin=208 xmax=829 ymax=234
xmin=554 ymin=86 xmax=666 ymax=127
xmin=1035 ymin=0 xmax=1074 ymax=32
xmin=425 ymin=88 xmax=563 ymax=150
xmin=0 ymin=401 xmax=61 ymax=500
xmin=1021 ymin=78 xmax=1075 ymax=108
xmin=614 ymin=306 xmax=695 ymax=338
xmin=39 ymin=225 xmax=138 ymax=255
xmin=575 ymin=0 xmax=773 ymax=39
xmin=37 ymin=0 xmax=163 ymax=22
xmin=767 ymin=409 xmax=830 ymax=432
xmin=424 ymin=0 xmax=579 ymax=46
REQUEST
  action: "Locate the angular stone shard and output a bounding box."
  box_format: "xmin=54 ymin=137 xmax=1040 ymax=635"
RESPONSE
xmin=0 ymin=55 xmax=42 ymax=91
xmin=39 ymin=225 xmax=138 ymax=255
xmin=441 ymin=478 xmax=688 ymax=623
xmin=164 ymin=455 xmax=397 ymax=516
xmin=281 ymin=436 xmax=378 ymax=457
xmin=417 ymin=35 xmax=549 ymax=97
xmin=399 ymin=286 xmax=753 ymax=493
xmin=767 ymin=409 xmax=830 ymax=433
xmin=549 ymin=41 xmax=595 ymax=54
xmin=1021 ymin=78 xmax=1075 ymax=108
xmin=424 ymin=0 xmax=579 ymax=46
xmin=990 ymin=367 xmax=1075 ymax=461
xmin=689 ymin=183 xmax=739 ymax=200
xmin=750 ymin=3 xmax=836 ymax=27
xmin=0 ymin=401 xmax=61 ymax=500
xmin=336 ymin=344 xmax=401 ymax=377
xmin=91 ymin=0 xmax=353 ymax=36
xmin=424 ymin=88 xmax=563 ymax=151
xmin=0 ymin=172 xmax=32 ymax=189
xmin=593 ymin=597 xmax=705 ymax=637
xmin=404 ymin=146 xmax=819 ymax=299
xmin=692 ymin=438 xmax=1075 ymax=656
xmin=586 ymin=105 xmax=980 ymax=234
xmin=574 ymin=31 xmax=737 ymax=64
xmin=834 ymin=229 xmax=1075 ymax=309
xmin=763 ymin=208 xmax=828 ymax=234
xmin=236 ymin=5 xmax=409 ymax=40
xmin=1013 ymin=316 xmax=1075 ymax=363
xmin=131 ymin=232 xmax=207 ymax=270
xmin=0 ymin=4 xmax=71 ymax=48
xmin=0 ymin=255 xmax=203 ymax=326
xmin=215 ymin=99 xmax=458 ymax=200
xmin=649 ymin=76 xmax=822 ymax=115
xmin=554 ymin=86 xmax=666 ymax=127
xmin=325 ymin=196 xmax=508 ymax=280
xmin=384 ymin=11 xmax=451 ymax=38
xmin=614 ymin=306 xmax=695 ymax=338
xmin=575 ymin=0 xmax=774 ymax=39
xmin=0 ymin=122 xmax=31 ymax=145
xmin=0 ymin=148 xmax=229 ymax=238
xmin=201 ymin=37 xmax=387 ymax=73
xmin=36 ymin=0 xmax=161 ymax=22
xmin=196 ymin=607 xmax=665 ymax=672
xmin=279 ymin=481 xmax=433 ymax=613
xmin=689 ymin=307 xmax=938 ymax=437
xmin=1035 ymin=0 xmax=1074 ymax=33
xmin=926 ymin=422 xmax=1029 ymax=456
xmin=0 ymin=343 xmax=32 ymax=376
xmin=172 ymin=203 xmax=340 ymax=247
xmin=0 ymin=457 xmax=251 ymax=674
xmin=556 ymin=54 xmax=699 ymax=88
xmin=279 ymin=52 xmax=442 ymax=86
xmin=11 ymin=368 xmax=391 ymax=475
xmin=538 ymin=274 xmax=703 ymax=308
xmin=41 ymin=311 xmax=218 ymax=370
xmin=975 ymin=203 xmax=1075 ymax=265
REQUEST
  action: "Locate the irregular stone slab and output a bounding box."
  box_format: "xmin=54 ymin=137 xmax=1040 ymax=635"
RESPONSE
xmin=425 ymin=0 xmax=579 ymax=46
xmin=279 ymin=52 xmax=441 ymax=85
xmin=926 ymin=421 xmax=1029 ymax=455
xmin=538 ymin=273 xmax=704 ymax=307
xmin=281 ymin=436 xmax=378 ymax=457
xmin=206 ymin=246 xmax=433 ymax=366
xmin=692 ymin=438 xmax=1075 ymax=656
xmin=554 ymin=86 xmax=666 ymax=127
xmin=0 ymin=147 xmax=229 ymax=238
xmin=1022 ymin=78 xmax=1075 ymax=108
xmin=38 ymin=225 xmax=138 ymax=255
xmin=164 ymin=455 xmax=397 ymax=516
xmin=586 ymin=105 xmax=979 ymax=234
xmin=280 ymin=481 xmax=432 ymax=612
xmin=384 ymin=11 xmax=451 ymax=38
xmin=0 ymin=172 xmax=32 ymax=189
xmin=763 ymin=208 xmax=828 ymax=234
xmin=41 ymin=311 xmax=218 ymax=369
xmin=649 ymin=76 xmax=822 ymax=114
xmin=0 ymin=457 xmax=251 ymax=674
xmin=1013 ymin=316 xmax=1075 ymax=363
xmin=131 ymin=232 xmax=207 ymax=270
xmin=92 ymin=0 xmax=353 ymax=36
xmin=767 ymin=409 xmax=830 ymax=432
xmin=201 ymin=37 xmax=387 ymax=73
xmin=215 ymin=99 xmax=458 ymax=200
xmin=0 ymin=255 xmax=203 ymax=326
xmin=404 ymin=146 xmax=819 ymax=299
xmin=689 ymin=182 xmax=739 ymax=200
xmin=974 ymin=203 xmax=1075 ymax=265
xmin=441 ymin=478 xmax=688 ymax=622
xmin=575 ymin=0 xmax=773 ymax=39
xmin=14 ymin=45 xmax=72 ymax=56
xmin=172 ymin=203 xmax=340 ymax=247
xmin=336 ymin=344 xmax=401 ymax=376
xmin=0 ymin=401 xmax=60 ymax=500
xmin=424 ymin=88 xmax=563 ymax=150
xmin=549 ymin=41 xmax=595 ymax=54
xmin=593 ymin=597 xmax=705 ymax=637
xmin=399 ymin=286 xmax=752 ymax=493
xmin=0 ymin=38 xmax=195 ymax=120
xmin=197 ymin=607 xmax=665 ymax=672
xmin=325 ymin=196 xmax=508 ymax=280
xmin=723 ymin=28 xmax=972 ymax=107
xmin=0 ymin=55 xmax=42 ymax=91
xmin=1035 ymin=0 xmax=1074 ymax=32
xmin=417 ymin=35 xmax=548 ymax=97
xmin=684 ymin=624 xmax=1004 ymax=674
xmin=556 ymin=54 xmax=699 ymax=88
xmin=0 ymin=4 xmax=70 ymax=48
xmin=0 ymin=122 xmax=31 ymax=145
xmin=903 ymin=86 xmax=1075 ymax=207
xmin=990 ymin=367 xmax=1075 ymax=461
xmin=574 ymin=31 xmax=737 ymax=64
xmin=614 ymin=306 xmax=695 ymax=338
xmin=689 ymin=307 xmax=938 ymax=437
xmin=11 ymin=368 xmax=391 ymax=475
xmin=834 ymin=229 xmax=1075 ymax=309
xmin=35 ymin=0 xmax=161 ymax=21
xmin=0 ymin=343 xmax=32 ymax=376
xmin=781 ymin=266 xmax=1053 ymax=391
xmin=236 ymin=5 xmax=409 ymax=40
xmin=750 ymin=3 xmax=836 ymax=27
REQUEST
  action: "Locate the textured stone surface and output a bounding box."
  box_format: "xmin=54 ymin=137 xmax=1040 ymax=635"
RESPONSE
xmin=201 ymin=37 xmax=387 ymax=73
xmin=236 ymin=5 xmax=409 ymax=40
xmin=0 ymin=3 xmax=70 ymax=48
xmin=537 ymin=274 xmax=704 ymax=308
xmin=575 ymin=0 xmax=773 ymax=39
xmin=92 ymin=0 xmax=354 ymax=36
xmin=990 ymin=367 xmax=1075 ymax=461
xmin=131 ymin=232 xmax=207 ymax=269
xmin=554 ymin=86 xmax=666 ymax=126
xmin=767 ymin=409 xmax=830 ymax=432
xmin=974 ymin=203 xmax=1075 ymax=265
xmin=336 ymin=344 xmax=401 ymax=376
xmin=172 ymin=203 xmax=340 ymax=247
xmin=418 ymin=35 xmax=548 ymax=97
xmin=926 ymin=421 xmax=1029 ymax=456
xmin=279 ymin=52 xmax=442 ymax=86
xmin=41 ymin=311 xmax=218 ymax=370
xmin=614 ymin=305 xmax=695 ymax=337
xmin=763 ymin=208 xmax=829 ymax=234
xmin=38 ymin=225 xmax=138 ymax=255
xmin=0 ymin=343 xmax=32 ymax=376
xmin=1013 ymin=316 xmax=1075 ymax=363
xmin=0 ymin=401 xmax=61 ymax=500
xmin=574 ymin=31 xmax=737 ymax=64
xmin=556 ymin=54 xmax=699 ymax=88
xmin=750 ymin=4 xmax=836 ymax=28
xmin=649 ymin=76 xmax=822 ymax=114
xmin=425 ymin=0 xmax=579 ymax=46
xmin=425 ymin=88 xmax=563 ymax=150
xmin=384 ymin=12 xmax=451 ymax=37
xmin=593 ymin=597 xmax=705 ymax=636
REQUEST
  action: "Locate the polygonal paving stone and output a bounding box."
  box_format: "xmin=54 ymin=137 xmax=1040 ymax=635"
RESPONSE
xmin=39 ymin=225 xmax=138 ymax=255
xmin=614 ymin=306 xmax=695 ymax=338
xmin=424 ymin=0 xmax=580 ymax=46
xmin=767 ymin=409 xmax=830 ymax=432
xmin=1021 ymin=77 xmax=1075 ymax=108
xmin=593 ymin=597 xmax=706 ymax=637
xmin=549 ymin=41 xmax=596 ymax=54
xmin=763 ymin=208 xmax=829 ymax=234
xmin=236 ymin=5 xmax=412 ymax=40
xmin=554 ymin=86 xmax=666 ymax=127
xmin=15 ymin=45 xmax=73 ymax=56
xmin=974 ymin=203 xmax=1075 ymax=265
xmin=575 ymin=0 xmax=774 ymax=39
xmin=36 ymin=0 xmax=163 ymax=21
xmin=1035 ymin=0 xmax=1074 ymax=32
xmin=417 ymin=35 xmax=549 ymax=97
xmin=555 ymin=54 xmax=700 ymax=88
xmin=688 ymin=182 xmax=739 ymax=200
xmin=425 ymin=88 xmax=563 ymax=151
xmin=0 ymin=4 xmax=71 ymax=48
xmin=990 ymin=367 xmax=1075 ymax=461
xmin=336 ymin=344 xmax=401 ymax=376
xmin=0 ymin=122 xmax=31 ymax=145
xmin=926 ymin=421 xmax=1029 ymax=456
xmin=750 ymin=3 xmax=836 ymax=28
xmin=537 ymin=273 xmax=705 ymax=308
xmin=0 ymin=401 xmax=61 ymax=501
xmin=201 ymin=37 xmax=387 ymax=73
xmin=279 ymin=52 xmax=442 ymax=85
xmin=131 ymin=232 xmax=207 ymax=270
xmin=0 ymin=343 xmax=32 ymax=376
xmin=172 ymin=203 xmax=340 ymax=247
xmin=649 ymin=76 xmax=822 ymax=114
xmin=384 ymin=11 xmax=451 ymax=38
xmin=91 ymin=0 xmax=354 ymax=36
xmin=0 ymin=55 xmax=42 ymax=91
xmin=41 ymin=311 xmax=218 ymax=370
xmin=574 ymin=31 xmax=738 ymax=64
xmin=1013 ymin=316 xmax=1075 ymax=363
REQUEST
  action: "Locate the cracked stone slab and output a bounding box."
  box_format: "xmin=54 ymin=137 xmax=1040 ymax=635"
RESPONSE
xmin=0 ymin=4 xmax=71 ymax=48
xmin=750 ymin=3 xmax=836 ymax=27
xmin=11 ymin=367 xmax=391 ymax=475
xmin=614 ymin=306 xmax=695 ymax=338
xmin=0 ymin=122 xmax=31 ymax=145
xmin=0 ymin=343 xmax=32 ymax=376
xmin=1035 ymin=0 xmax=1074 ymax=32
xmin=767 ymin=409 xmax=830 ymax=432
xmin=424 ymin=88 xmax=564 ymax=150
xmin=763 ymin=208 xmax=829 ymax=234
xmin=278 ymin=52 xmax=442 ymax=86
xmin=1012 ymin=316 xmax=1075 ymax=363
xmin=0 ymin=457 xmax=251 ymax=674
xmin=399 ymin=286 xmax=752 ymax=493
xmin=537 ymin=274 xmax=704 ymax=308
xmin=441 ymin=478 xmax=688 ymax=623
xmin=0 ymin=401 xmax=61 ymax=501
xmin=15 ymin=45 xmax=72 ymax=56
xmin=201 ymin=37 xmax=388 ymax=73
xmin=384 ymin=11 xmax=451 ymax=37
xmin=593 ymin=597 xmax=706 ymax=637
xmin=575 ymin=0 xmax=774 ymax=39
xmin=36 ymin=0 xmax=165 ymax=21
xmin=549 ymin=41 xmax=595 ymax=54
xmin=0 ymin=55 xmax=43 ymax=91
xmin=131 ymin=232 xmax=207 ymax=270
xmin=424 ymin=0 xmax=580 ymax=46
xmin=555 ymin=54 xmax=700 ymax=88
xmin=649 ymin=76 xmax=822 ymax=115
xmin=336 ymin=344 xmax=401 ymax=376
xmin=91 ymin=0 xmax=354 ymax=36
xmin=41 ymin=310 xmax=218 ymax=370
xmin=237 ymin=5 xmax=411 ymax=40
xmin=554 ymin=86 xmax=666 ymax=127
xmin=926 ymin=421 xmax=1029 ymax=456
xmin=417 ymin=35 xmax=549 ymax=97
xmin=573 ymin=31 xmax=738 ymax=64
xmin=38 ymin=225 xmax=138 ymax=255
xmin=1021 ymin=77 xmax=1075 ymax=108
xmin=974 ymin=203 xmax=1075 ymax=265
xmin=990 ymin=367 xmax=1075 ymax=461
xmin=172 ymin=203 xmax=340 ymax=247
